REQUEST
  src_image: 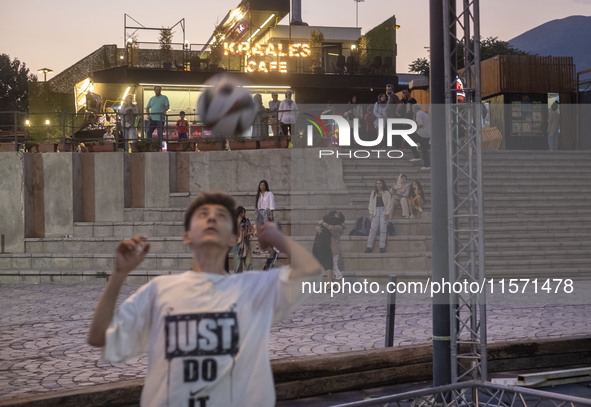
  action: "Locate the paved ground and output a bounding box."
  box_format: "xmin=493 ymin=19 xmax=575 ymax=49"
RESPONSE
xmin=1 ymin=282 xmax=590 ymax=403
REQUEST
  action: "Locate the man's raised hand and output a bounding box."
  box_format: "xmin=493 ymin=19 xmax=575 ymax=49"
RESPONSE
xmin=113 ymin=235 xmax=150 ymax=276
xmin=257 ymin=222 xmax=288 ymax=253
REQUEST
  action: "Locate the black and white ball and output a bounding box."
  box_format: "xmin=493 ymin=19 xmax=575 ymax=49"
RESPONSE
xmin=198 ymin=74 xmax=256 ymax=137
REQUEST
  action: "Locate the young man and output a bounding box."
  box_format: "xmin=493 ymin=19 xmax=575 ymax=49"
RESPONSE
xmin=88 ymin=192 xmax=322 ymax=407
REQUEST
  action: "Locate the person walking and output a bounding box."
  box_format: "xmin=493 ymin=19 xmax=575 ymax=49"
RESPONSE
xmin=413 ymin=104 xmax=431 ymax=170
xmin=547 ymin=102 xmax=560 ymax=151
xmin=365 ymin=180 xmax=392 ymax=253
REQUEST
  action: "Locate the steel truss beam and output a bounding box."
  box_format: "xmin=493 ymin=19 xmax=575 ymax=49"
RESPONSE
xmin=442 ymin=0 xmax=487 ymax=382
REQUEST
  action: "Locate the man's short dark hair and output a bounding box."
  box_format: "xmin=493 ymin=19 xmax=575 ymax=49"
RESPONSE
xmin=184 ymin=192 xmax=238 ymax=235
xmin=180 ymin=111 xmax=186 ymax=115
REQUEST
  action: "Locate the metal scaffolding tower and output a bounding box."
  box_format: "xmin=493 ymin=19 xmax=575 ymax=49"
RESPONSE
xmin=442 ymin=0 xmax=488 ymax=382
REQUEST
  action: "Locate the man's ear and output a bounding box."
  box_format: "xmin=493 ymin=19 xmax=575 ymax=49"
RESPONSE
xmin=183 ymin=231 xmax=192 ymax=246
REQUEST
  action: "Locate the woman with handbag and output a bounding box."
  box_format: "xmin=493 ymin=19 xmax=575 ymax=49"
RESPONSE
xmin=365 ymin=179 xmax=392 ymax=253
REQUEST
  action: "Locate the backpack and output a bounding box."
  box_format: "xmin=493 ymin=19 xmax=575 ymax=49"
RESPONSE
xmin=387 ymin=220 xmax=398 ymax=236
xmin=350 ymin=216 xmax=372 ymax=236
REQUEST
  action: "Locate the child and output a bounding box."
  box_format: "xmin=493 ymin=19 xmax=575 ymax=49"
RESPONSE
xmin=176 ymin=111 xmax=189 ymax=140
xmin=409 ymin=180 xmax=424 ymax=218
xmin=320 ymin=210 xmax=345 ymax=280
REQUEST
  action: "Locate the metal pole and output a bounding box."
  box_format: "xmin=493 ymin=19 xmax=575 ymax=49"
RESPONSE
xmin=385 ymin=275 xmax=397 ymax=347
xmin=14 ymin=112 xmax=18 ymax=151
xmin=430 ymin=0 xmax=452 ymax=388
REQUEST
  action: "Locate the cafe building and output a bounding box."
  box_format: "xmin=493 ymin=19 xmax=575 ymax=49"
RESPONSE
xmin=66 ymin=0 xmax=400 ymax=138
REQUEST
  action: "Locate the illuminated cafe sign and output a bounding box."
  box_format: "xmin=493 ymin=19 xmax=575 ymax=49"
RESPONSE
xmin=224 ymin=42 xmax=311 ymax=73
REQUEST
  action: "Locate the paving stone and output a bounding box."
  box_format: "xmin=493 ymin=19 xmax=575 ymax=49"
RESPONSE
xmin=0 ymin=283 xmax=590 ymax=402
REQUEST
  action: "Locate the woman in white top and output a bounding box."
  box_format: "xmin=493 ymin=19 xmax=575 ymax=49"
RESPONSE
xmin=255 ymin=180 xmax=277 ymax=269
xmin=365 ymin=179 xmax=392 ymax=253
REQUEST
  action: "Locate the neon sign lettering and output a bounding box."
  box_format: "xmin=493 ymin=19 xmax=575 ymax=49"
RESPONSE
xmin=223 ymin=42 xmax=311 ymax=57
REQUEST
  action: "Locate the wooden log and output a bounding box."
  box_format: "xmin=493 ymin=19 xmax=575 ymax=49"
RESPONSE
xmin=2 ymin=337 xmax=590 ymax=406
xmin=273 ymin=344 xmax=432 ymax=382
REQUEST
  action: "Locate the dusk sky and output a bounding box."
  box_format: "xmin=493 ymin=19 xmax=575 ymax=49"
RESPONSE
xmin=2 ymin=0 xmax=590 ymax=80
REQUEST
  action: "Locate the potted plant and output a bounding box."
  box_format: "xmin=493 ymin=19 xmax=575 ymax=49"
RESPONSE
xmin=0 ymin=143 xmax=18 ymax=152
xmin=258 ymin=138 xmax=277 ymax=149
xmin=208 ymin=45 xmax=222 ymax=71
xmin=310 ymin=30 xmax=325 ymax=74
xmin=132 ymin=139 xmax=161 ymax=152
xmin=195 ymin=137 xmax=220 ymax=151
xmin=167 ymin=140 xmax=195 ymax=152
xmin=88 ymin=140 xmax=116 ymax=152
xmin=230 ymin=138 xmax=257 ymax=150
xmin=37 ymin=142 xmax=58 ymax=152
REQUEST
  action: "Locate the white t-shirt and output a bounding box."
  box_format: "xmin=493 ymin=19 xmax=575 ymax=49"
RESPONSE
xmin=257 ymin=191 xmax=275 ymax=211
xmin=278 ymin=100 xmax=298 ymax=124
xmin=415 ymin=110 xmax=431 ymax=139
xmin=103 ymin=267 xmax=304 ymax=407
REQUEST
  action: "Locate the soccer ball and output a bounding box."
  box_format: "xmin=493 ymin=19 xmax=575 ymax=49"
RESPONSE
xmin=198 ymin=74 xmax=257 ymax=137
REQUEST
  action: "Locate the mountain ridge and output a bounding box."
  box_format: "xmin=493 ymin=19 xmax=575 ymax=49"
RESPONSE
xmin=509 ymin=15 xmax=591 ymax=72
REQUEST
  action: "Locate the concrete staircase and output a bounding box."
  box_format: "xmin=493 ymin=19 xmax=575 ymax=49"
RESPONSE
xmin=1 ymin=151 xmax=590 ymax=283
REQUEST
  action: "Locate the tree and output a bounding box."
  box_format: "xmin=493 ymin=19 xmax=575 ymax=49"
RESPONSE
xmin=309 ymin=29 xmax=325 ymax=71
xmin=408 ymin=36 xmax=531 ymax=77
xmin=159 ymin=28 xmax=174 ymax=67
xmin=479 ymin=36 xmax=530 ymax=61
xmin=409 ymin=57 xmax=430 ymax=78
xmin=0 ymin=54 xmax=37 ymax=112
